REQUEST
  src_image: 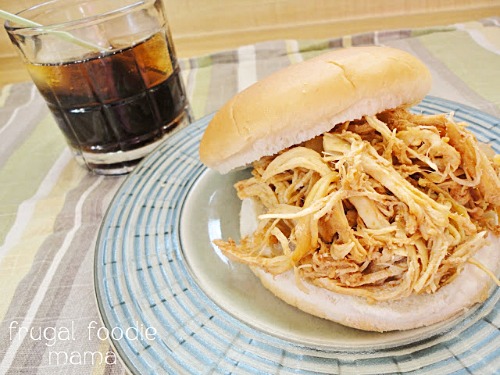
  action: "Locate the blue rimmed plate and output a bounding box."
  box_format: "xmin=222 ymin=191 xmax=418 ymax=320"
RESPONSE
xmin=94 ymin=96 xmax=500 ymax=375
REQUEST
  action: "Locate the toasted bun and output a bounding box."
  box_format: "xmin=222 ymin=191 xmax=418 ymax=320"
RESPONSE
xmin=240 ymin=198 xmax=500 ymax=332
xmin=199 ymin=46 xmax=432 ymax=174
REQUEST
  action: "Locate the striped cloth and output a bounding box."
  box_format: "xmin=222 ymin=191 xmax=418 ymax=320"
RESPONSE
xmin=0 ymin=18 xmax=499 ymax=374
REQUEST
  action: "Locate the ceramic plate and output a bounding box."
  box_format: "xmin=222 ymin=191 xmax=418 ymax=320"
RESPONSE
xmin=94 ymin=96 xmax=500 ymax=374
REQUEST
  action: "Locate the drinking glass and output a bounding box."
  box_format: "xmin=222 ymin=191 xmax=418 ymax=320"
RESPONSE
xmin=5 ymin=0 xmax=192 ymax=175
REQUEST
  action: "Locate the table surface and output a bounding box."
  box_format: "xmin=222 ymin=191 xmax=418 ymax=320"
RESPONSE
xmin=0 ymin=16 xmax=499 ymax=375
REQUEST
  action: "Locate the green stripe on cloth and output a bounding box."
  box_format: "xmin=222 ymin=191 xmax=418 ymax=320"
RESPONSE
xmin=188 ymin=55 xmax=214 ymax=120
xmin=296 ymin=39 xmax=332 ymax=60
xmin=410 ymin=26 xmax=456 ymax=38
xmin=418 ymin=27 xmax=500 ymax=108
xmin=0 ymin=114 xmax=66 ymax=246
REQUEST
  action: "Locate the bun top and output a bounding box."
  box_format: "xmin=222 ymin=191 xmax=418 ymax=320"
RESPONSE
xmin=199 ymin=46 xmax=432 ymax=174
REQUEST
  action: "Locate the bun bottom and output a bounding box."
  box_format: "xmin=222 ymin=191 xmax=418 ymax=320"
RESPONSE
xmin=240 ymin=198 xmax=500 ymax=332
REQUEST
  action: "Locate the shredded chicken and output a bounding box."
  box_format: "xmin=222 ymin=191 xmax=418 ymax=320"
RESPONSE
xmin=214 ymin=108 xmax=500 ymax=302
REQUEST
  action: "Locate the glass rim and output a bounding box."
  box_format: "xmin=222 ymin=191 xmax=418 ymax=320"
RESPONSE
xmin=5 ymin=0 xmax=156 ymax=34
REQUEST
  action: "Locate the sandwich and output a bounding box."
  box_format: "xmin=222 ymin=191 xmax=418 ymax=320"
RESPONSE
xmin=198 ymin=46 xmax=500 ymax=332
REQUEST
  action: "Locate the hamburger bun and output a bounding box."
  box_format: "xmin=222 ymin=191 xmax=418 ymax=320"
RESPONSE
xmin=199 ymin=46 xmax=431 ymax=173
